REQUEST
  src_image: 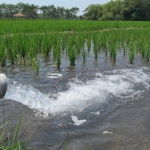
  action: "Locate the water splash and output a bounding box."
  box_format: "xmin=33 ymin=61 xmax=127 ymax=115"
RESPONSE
xmin=5 ymin=68 xmax=150 ymax=117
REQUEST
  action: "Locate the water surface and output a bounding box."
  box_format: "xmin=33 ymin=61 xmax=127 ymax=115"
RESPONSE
xmin=1 ymin=51 xmax=150 ymax=150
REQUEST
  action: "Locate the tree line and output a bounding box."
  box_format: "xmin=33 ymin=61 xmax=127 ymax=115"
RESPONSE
xmin=0 ymin=3 xmax=80 ymax=19
xmin=84 ymin=0 xmax=150 ymax=21
xmin=0 ymin=0 xmax=150 ymax=20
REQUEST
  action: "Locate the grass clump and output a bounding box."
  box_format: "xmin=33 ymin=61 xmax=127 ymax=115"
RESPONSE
xmin=0 ymin=114 xmax=27 ymax=150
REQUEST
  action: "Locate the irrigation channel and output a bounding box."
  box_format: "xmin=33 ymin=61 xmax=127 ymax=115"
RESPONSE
xmin=0 ymin=48 xmax=150 ymax=150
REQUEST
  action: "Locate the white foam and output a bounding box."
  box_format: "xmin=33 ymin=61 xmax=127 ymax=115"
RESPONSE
xmin=47 ymin=73 xmax=63 ymax=79
xmin=71 ymin=116 xmax=87 ymax=126
xmin=5 ymin=68 xmax=150 ymax=117
xmin=90 ymin=111 xmax=100 ymax=115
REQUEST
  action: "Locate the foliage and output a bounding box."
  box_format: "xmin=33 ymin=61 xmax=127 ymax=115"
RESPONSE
xmin=83 ymin=0 xmax=150 ymax=21
xmin=0 ymin=114 xmax=26 ymax=150
xmin=0 ymin=3 xmax=79 ymax=19
xmin=0 ymin=20 xmax=150 ymax=69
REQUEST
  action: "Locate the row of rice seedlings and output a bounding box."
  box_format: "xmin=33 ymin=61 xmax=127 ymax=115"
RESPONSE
xmin=125 ymin=30 xmax=150 ymax=63
xmin=1 ymin=21 xmax=150 ymax=34
xmin=1 ymin=28 xmax=150 ymax=69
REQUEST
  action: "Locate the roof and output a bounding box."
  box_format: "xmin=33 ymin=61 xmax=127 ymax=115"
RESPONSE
xmin=13 ymin=13 xmax=25 ymax=17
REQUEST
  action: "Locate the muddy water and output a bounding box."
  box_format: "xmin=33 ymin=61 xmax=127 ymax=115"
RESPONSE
xmin=1 ymin=51 xmax=150 ymax=150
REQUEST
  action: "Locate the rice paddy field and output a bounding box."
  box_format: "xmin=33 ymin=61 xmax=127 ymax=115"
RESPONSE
xmin=0 ymin=20 xmax=150 ymax=69
xmin=1 ymin=20 xmax=150 ymax=150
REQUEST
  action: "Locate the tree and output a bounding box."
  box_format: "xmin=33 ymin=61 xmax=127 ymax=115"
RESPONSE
xmin=22 ymin=4 xmax=39 ymax=19
xmin=83 ymin=0 xmax=150 ymax=21
xmin=84 ymin=4 xmax=103 ymax=20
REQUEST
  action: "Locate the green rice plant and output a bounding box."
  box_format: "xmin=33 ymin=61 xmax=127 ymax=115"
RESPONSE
xmin=97 ymin=35 xmax=101 ymax=51
xmin=138 ymin=39 xmax=145 ymax=58
xmin=93 ymin=45 xmax=98 ymax=59
xmin=92 ymin=33 xmax=99 ymax=58
xmin=78 ymin=33 xmax=85 ymax=47
xmin=109 ymin=39 xmax=117 ymax=62
xmin=0 ymin=38 xmax=6 ymax=67
xmin=99 ymin=32 xmax=109 ymax=50
xmin=28 ymin=38 xmax=39 ymax=65
xmin=128 ymin=42 xmax=136 ymax=64
xmin=67 ymin=38 xmax=76 ymax=66
xmin=41 ymin=34 xmax=52 ymax=56
xmin=36 ymin=34 xmax=43 ymax=50
xmin=56 ymin=44 xmax=61 ymax=70
xmin=17 ymin=35 xmax=29 ymax=63
xmin=5 ymin=36 xmax=15 ymax=65
xmin=75 ymin=42 xmax=81 ymax=55
xmin=81 ymin=48 xmax=87 ymax=62
xmin=68 ymin=46 xmax=76 ymax=66
xmin=144 ymin=42 xmax=150 ymax=61
xmin=52 ymin=35 xmax=61 ymax=59
xmin=122 ymin=43 xmax=128 ymax=57
xmin=60 ymin=34 xmax=68 ymax=51
xmin=87 ymin=35 xmax=92 ymax=51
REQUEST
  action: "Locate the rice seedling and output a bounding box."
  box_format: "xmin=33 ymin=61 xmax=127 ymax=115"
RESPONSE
xmin=144 ymin=42 xmax=150 ymax=61
xmin=28 ymin=38 xmax=39 ymax=66
xmin=41 ymin=34 xmax=52 ymax=56
xmin=87 ymin=35 xmax=92 ymax=51
xmin=60 ymin=34 xmax=68 ymax=51
xmin=0 ymin=38 xmax=6 ymax=67
xmin=93 ymin=44 xmax=98 ymax=59
xmin=5 ymin=36 xmax=16 ymax=65
xmin=16 ymin=35 xmax=29 ymax=63
xmin=56 ymin=44 xmax=61 ymax=70
xmin=108 ymin=37 xmax=118 ymax=62
xmin=99 ymin=32 xmax=108 ymax=50
xmin=81 ymin=48 xmax=87 ymax=62
xmin=67 ymin=38 xmax=76 ymax=66
xmin=36 ymin=34 xmax=44 ymax=50
xmin=128 ymin=42 xmax=136 ymax=64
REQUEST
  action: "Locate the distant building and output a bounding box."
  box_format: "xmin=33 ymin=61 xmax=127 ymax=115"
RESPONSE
xmin=13 ymin=13 xmax=25 ymax=17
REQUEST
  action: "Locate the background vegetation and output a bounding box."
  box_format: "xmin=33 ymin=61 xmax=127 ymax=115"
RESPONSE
xmin=0 ymin=0 xmax=150 ymax=20
xmin=84 ymin=0 xmax=150 ymax=21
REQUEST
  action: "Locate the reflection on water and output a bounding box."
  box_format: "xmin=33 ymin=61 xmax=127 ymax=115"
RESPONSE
xmin=1 ymin=51 xmax=150 ymax=149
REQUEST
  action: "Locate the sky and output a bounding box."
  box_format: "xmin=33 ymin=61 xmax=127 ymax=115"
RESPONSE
xmin=0 ymin=0 xmax=111 ymax=15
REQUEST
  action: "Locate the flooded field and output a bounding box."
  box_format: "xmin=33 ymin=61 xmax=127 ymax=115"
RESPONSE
xmin=1 ymin=50 xmax=150 ymax=150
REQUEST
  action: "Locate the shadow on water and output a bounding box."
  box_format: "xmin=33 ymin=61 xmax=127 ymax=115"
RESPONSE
xmin=1 ymin=51 xmax=150 ymax=150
